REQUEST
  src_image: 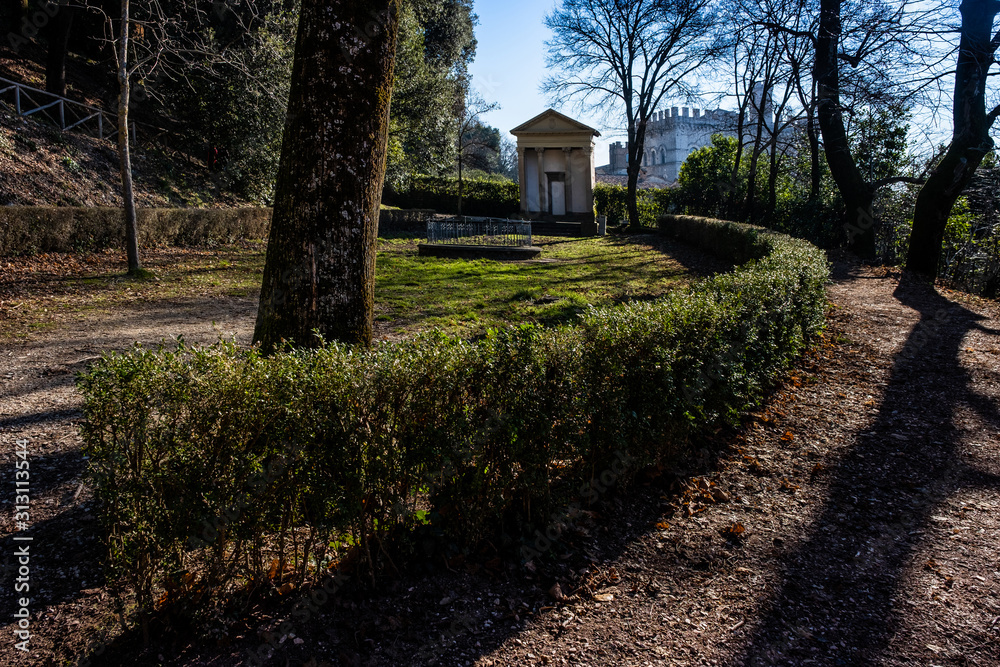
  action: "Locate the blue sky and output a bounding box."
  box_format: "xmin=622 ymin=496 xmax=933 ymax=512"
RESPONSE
xmin=467 ymin=0 xmax=739 ymax=166
xmin=467 ymin=0 xmax=964 ymax=164
xmin=468 ymin=0 xmax=615 ymax=165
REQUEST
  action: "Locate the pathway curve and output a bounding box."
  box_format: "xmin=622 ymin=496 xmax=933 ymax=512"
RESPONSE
xmin=471 ymin=257 xmax=1000 ymax=667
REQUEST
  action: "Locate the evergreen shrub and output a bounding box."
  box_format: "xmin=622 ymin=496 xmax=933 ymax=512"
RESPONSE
xmin=0 ymin=207 xmax=271 ymax=255
xmin=594 ymin=184 xmax=676 ymax=227
xmin=389 ymin=175 xmax=519 ymax=217
xmin=78 ymin=214 xmax=829 ymax=614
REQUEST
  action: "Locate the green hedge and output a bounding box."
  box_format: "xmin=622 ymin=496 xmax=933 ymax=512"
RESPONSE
xmin=659 ymin=213 xmax=775 ymax=261
xmin=389 ymin=175 xmax=520 ymax=217
xmin=595 ymin=184 xmax=678 ymax=227
xmin=78 ymin=215 xmax=828 ymax=616
xmin=0 ymin=207 xmax=272 ymax=256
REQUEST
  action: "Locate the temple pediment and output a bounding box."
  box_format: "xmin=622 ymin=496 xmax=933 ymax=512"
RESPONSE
xmin=510 ymin=109 xmax=601 ymax=137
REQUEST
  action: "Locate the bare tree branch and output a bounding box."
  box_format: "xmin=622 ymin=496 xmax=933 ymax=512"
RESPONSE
xmin=872 ymin=175 xmax=926 ymax=190
xmin=543 ymin=0 xmax=719 ymax=228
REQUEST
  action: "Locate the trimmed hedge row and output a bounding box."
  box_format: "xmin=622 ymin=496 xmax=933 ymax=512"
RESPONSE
xmin=660 ymin=213 xmax=777 ymax=261
xmin=0 ymin=207 xmax=440 ymax=255
xmin=595 ymin=184 xmax=678 ymax=227
xmin=78 ymin=215 xmax=829 ymax=616
xmin=388 ymin=175 xmax=520 ymax=217
xmin=0 ymin=207 xmax=272 ymax=256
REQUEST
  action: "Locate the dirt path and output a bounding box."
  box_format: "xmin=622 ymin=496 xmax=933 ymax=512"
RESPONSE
xmin=469 ymin=258 xmax=1000 ymax=667
xmin=0 ymin=255 xmax=997 ymax=666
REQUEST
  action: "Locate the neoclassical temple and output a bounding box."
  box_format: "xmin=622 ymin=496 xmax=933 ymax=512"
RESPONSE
xmin=511 ymin=109 xmax=600 ymax=223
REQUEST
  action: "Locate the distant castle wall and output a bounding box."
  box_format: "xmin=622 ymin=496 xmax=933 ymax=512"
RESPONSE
xmin=606 ymin=106 xmax=739 ymax=183
xmin=604 ymin=85 xmax=779 ymax=185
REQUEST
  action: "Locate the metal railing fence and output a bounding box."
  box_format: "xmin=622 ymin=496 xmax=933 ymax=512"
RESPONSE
xmin=426 ymin=217 xmax=533 ymax=247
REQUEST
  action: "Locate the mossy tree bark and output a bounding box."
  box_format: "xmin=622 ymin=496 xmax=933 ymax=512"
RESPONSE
xmin=906 ymin=0 xmax=999 ymax=279
xmin=254 ymin=0 xmax=401 ymax=351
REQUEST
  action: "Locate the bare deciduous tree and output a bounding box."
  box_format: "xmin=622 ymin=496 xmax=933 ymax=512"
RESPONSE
xmin=89 ymin=0 xmax=262 ymax=274
xmin=719 ymin=0 xmax=810 ymax=224
xmin=456 ymin=89 xmax=498 ymax=215
xmin=544 ymin=0 xmax=720 ymax=230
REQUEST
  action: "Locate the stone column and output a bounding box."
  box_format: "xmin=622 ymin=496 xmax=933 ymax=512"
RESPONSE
xmin=582 ymin=146 xmax=594 ymax=221
xmin=517 ymin=145 xmax=528 ymax=215
xmin=562 ymin=147 xmax=574 ymax=215
xmin=535 ymin=147 xmax=547 ymax=215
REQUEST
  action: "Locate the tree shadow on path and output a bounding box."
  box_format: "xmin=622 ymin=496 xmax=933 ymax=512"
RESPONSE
xmin=736 ymin=271 xmax=1000 ymax=666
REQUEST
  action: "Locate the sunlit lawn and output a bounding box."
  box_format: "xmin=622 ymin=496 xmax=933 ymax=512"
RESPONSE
xmin=375 ymin=234 xmax=696 ymax=336
xmin=0 ymin=234 xmax=704 ymax=340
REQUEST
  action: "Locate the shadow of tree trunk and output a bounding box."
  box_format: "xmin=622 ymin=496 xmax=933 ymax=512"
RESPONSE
xmin=736 ymin=273 xmax=1000 ymax=665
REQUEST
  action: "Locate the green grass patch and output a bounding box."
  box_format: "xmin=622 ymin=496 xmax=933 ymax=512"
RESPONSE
xmin=1 ymin=235 xmax=703 ymax=341
xmin=376 ymin=235 xmax=696 ymax=336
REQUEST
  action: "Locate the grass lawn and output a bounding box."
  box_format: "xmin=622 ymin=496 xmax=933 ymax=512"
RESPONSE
xmin=0 ymin=234 xmax=711 ymax=341
xmin=375 ymin=234 xmax=699 ymax=336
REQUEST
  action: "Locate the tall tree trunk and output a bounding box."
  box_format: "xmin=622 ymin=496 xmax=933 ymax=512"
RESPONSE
xmin=806 ymin=101 xmax=822 ymax=201
xmin=766 ymin=92 xmax=792 ymax=220
xmin=906 ymin=0 xmax=999 ymax=279
xmin=626 ymin=116 xmax=647 ymax=230
xmin=457 ymin=148 xmax=463 ymax=216
xmin=728 ymin=105 xmax=748 ymax=220
xmin=815 ymin=0 xmax=876 ymax=258
xmin=117 ymin=0 xmax=141 ymax=275
xmin=254 ymin=0 xmax=402 ymax=351
xmin=2 ymin=0 xmax=26 ymax=39
xmin=742 ymin=86 xmax=768 ymax=224
xmin=792 ymin=62 xmax=822 ymax=202
xmin=625 ymin=164 xmax=641 ymax=229
xmin=742 ymin=120 xmax=765 ymax=224
xmin=767 ymin=130 xmax=780 ymax=220
xmin=8 ymin=0 xmax=25 ymax=20
xmin=44 ymin=7 xmax=73 ymax=97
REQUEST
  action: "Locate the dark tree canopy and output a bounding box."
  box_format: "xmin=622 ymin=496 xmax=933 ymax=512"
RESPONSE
xmin=411 ymin=0 xmax=476 ymax=70
xmin=461 ymin=122 xmax=503 ymax=174
xmin=385 ymin=0 xmax=477 ymax=187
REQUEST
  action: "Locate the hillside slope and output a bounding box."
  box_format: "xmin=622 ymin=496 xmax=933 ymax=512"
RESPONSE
xmin=0 ymin=47 xmax=254 ymax=212
xmin=0 ymin=99 xmax=253 ymax=208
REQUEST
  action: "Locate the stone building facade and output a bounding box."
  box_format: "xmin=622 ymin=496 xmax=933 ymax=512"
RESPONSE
xmin=599 ymin=86 xmax=777 ymax=186
xmin=605 ymin=107 xmax=738 ymax=185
